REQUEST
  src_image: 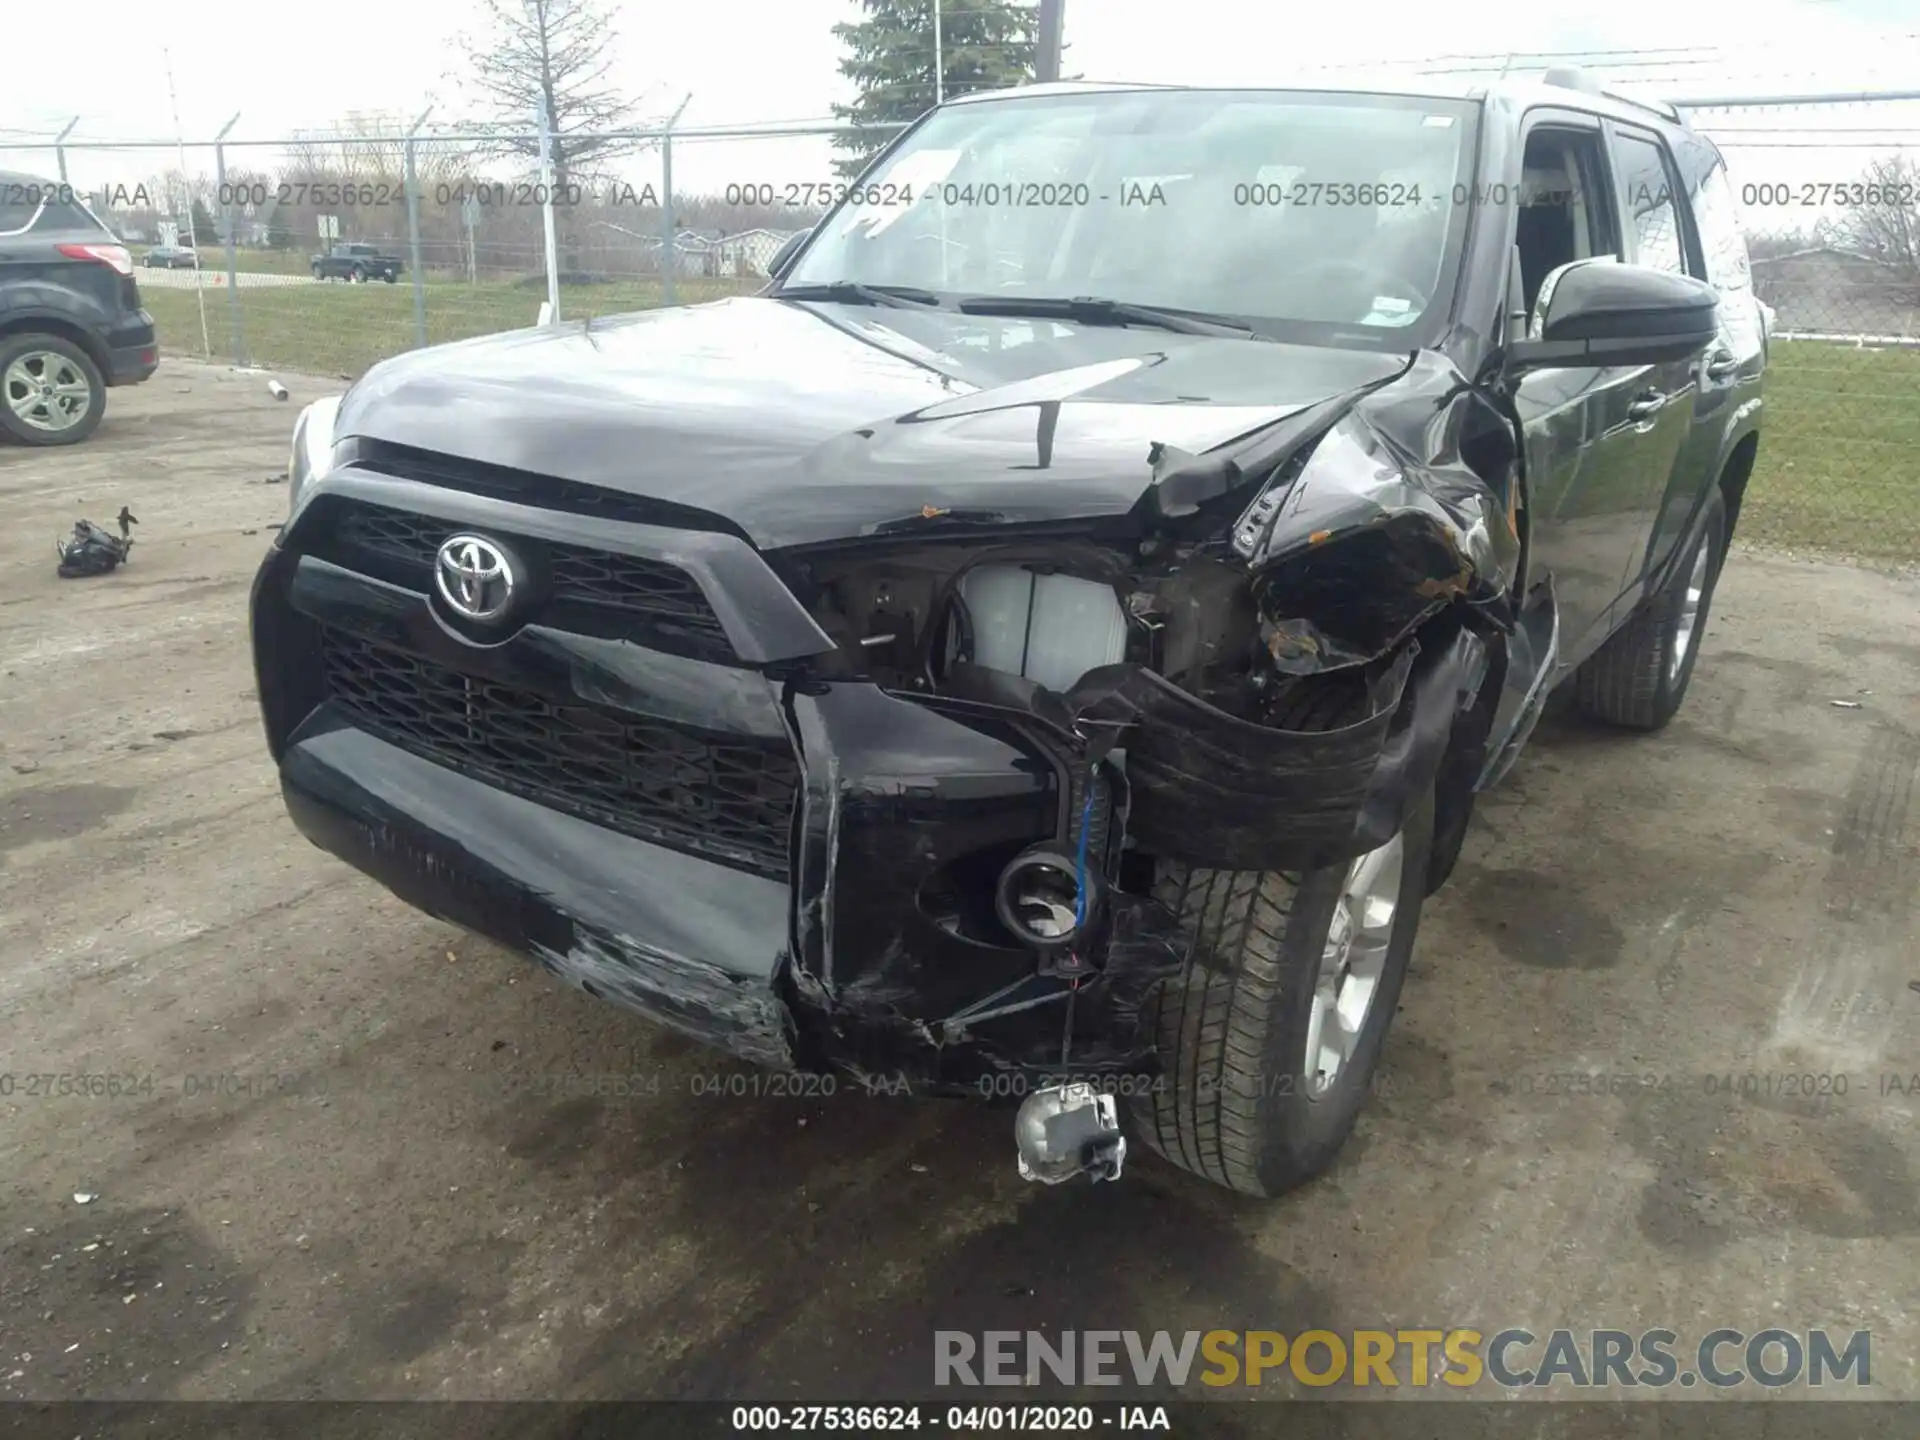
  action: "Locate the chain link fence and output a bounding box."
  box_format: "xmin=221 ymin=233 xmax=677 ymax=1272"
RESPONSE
xmin=3 ymin=98 xmax=1915 ymax=562
xmin=2 ymin=122 xmax=891 ymax=381
xmin=1689 ymin=95 xmax=1920 ymax=562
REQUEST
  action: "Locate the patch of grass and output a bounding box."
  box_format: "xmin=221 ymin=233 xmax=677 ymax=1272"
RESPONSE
xmin=1742 ymin=341 xmax=1920 ymax=560
xmin=142 ymin=274 xmax=757 ymax=378
xmin=134 ymin=246 xmax=316 ymax=277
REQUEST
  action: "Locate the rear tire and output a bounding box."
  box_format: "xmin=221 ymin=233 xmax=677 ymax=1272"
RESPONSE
xmin=1573 ymin=489 xmax=1728 ymax=731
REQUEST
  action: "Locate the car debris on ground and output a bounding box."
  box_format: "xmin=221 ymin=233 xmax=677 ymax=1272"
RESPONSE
xmin=54 ymin=509 xmax=137 ymax=578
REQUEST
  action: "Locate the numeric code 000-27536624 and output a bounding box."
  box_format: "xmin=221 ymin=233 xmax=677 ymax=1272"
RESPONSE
xmin=730 ymin=1407 xmax=1104 ymax=1431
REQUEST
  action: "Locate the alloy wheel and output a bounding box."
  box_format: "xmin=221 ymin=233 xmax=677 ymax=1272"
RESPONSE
xmin=1302 ymin=833 xmax=1405 ymax=1095
xmin=3 ymin=351 xmax=93 ymax=434
xmin=1669 ymin=537 xmax=1712 ymax=683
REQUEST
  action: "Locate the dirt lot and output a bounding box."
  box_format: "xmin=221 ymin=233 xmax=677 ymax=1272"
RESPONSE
xmin=1 ymin=361 xmax=1916 ymax=1406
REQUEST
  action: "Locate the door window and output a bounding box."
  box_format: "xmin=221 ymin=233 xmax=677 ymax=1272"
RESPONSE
xmin=1613 ymin=132 xmax=1685 ymax=275
xmin=1514 ymin=127 xmax=1617 ymax=312
xmin=1690 ymin=158 xmax=1752 ymax=293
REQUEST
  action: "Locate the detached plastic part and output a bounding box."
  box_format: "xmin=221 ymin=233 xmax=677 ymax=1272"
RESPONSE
xmin=56 ymin=508 xmax=138 ymax=578
xmin=1014 ymin=1083 xmax=1127 ymax=1184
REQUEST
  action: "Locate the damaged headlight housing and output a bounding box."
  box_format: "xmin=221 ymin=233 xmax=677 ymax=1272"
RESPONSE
xmin=956 ymin=566 xmax=1129 ymax=692
xmin=286 ymin=394 xmax=342 ymax=518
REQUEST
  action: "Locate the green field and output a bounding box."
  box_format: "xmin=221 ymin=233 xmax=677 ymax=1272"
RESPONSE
xmin=1738 ymin=341 xmax=1920 ymax=560
xmin=141 ymin=274 xmax=756 ymax=378
xmin=139 ymin=287 xmax=1919 ymax=560
xmin=134 ymin=245 xmax=318 ymax=277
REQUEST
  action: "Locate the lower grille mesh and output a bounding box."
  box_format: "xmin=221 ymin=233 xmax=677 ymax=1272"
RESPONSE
xmin=318 ymin=628 xmax=797 ymax=878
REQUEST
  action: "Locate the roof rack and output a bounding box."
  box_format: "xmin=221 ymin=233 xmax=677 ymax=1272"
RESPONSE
xmin=1538 ymin=64 xmax=1683 ymax=124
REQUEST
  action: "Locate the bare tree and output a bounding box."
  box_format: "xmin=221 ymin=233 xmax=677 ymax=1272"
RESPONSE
xmin=457 ymin=0 xmax=658 ymax=268
xmin=1834 ymin=154 xmax=1920 ymax=293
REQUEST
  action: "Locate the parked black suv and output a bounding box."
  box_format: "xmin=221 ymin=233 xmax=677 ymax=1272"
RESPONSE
xmin=253 ymin=74 xmax=1764 ymax=1196
xmin=311 ymin=242 xmax=404 ymax=283
xmin=0 ymin=173 xmax=159 ymax=445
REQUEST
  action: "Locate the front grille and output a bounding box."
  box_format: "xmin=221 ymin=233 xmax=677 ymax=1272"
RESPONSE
xmin=318 ymin=628 xmax=797 ymax=878
xmin=332 ymin=504 xmax=731 ymax=655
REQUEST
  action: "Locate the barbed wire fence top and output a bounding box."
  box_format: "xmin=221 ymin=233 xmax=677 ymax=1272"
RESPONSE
xmin=2 ymin=95 xmax=1914 ymax=564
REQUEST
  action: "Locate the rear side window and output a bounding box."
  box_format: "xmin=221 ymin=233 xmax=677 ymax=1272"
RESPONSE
xmin=32 ymin=198 xmax=110 ymax=235
xmin=1613 ymin=131 xmax=1685 ymax=275
xmin=1691 ymin=158 xmax=1752 ymax=293
xmin=0 ymin=195 xmax=37 ymax=233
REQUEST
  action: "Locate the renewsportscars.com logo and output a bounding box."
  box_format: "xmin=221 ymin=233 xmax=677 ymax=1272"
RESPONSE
xmin=934 ymin=1328 xmax=1872 ymax=1390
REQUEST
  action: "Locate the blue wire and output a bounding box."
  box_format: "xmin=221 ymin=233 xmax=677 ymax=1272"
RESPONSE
xmin=1073 ymin=781 xmax=1095 ymax=928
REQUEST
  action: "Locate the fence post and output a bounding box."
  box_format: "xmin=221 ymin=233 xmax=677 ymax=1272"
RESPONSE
xmin=660 ymin=130 xmax=675 ymax=308
xmin=54 ymin=118 xmax=77 ymax=187
xmin=660 ymin=95 xmax=691 ymax=308
xmin=214 ymin=112 xmax=247 ymax=367
xmin=404 ymin=106 xmax=433 ymax=349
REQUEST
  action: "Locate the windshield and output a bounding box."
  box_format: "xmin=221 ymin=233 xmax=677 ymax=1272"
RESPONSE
xmin=785 ymin=88 xmax=1479 ymax=349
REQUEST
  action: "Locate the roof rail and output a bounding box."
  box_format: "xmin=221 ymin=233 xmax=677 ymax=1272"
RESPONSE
xmin=1603 ymin=88 xmax=1683 ymax=123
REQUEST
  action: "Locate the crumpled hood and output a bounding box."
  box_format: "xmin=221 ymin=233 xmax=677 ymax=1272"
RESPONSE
xmin=338 ymin=296 xmax=1409 ymax=549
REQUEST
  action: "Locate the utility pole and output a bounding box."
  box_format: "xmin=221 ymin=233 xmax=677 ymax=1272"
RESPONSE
xmin=213 ymin=112 xmax=245 ymax=365
xmin=933 ymin=0 xmax=945 ymax=105
xmin=537 ymin=99 xmax=560 ymax=322
xmin=1037 ymin=0 xmax=1064 ymax=83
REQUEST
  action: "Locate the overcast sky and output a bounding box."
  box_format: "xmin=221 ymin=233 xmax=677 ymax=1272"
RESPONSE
xmin=6 ymin=0 xmax=1919 ymax=216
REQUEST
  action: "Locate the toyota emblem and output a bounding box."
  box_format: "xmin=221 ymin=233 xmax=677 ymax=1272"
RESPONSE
xmin=434 ymin=534 xmax=517 ymax=623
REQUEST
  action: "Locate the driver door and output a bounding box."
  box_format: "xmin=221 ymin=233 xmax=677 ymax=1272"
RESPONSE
xmin=1510 ymin=117 xmax=1689 ymax=663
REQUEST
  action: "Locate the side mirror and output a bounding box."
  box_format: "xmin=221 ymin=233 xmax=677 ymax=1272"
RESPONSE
xmin=766 ymin=229 xmax=810 ymax=281
xmin=1505 ymin=259 xmax=1719 ymax=374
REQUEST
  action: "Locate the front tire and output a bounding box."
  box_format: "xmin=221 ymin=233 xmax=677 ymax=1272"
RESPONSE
xmin=1573 ymin=489 xmax=1728 ymax=731
xmin=1128 ymin=784 xmax=1435 ymax=1198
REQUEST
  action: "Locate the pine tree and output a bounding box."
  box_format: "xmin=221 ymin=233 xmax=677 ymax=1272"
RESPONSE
xmin=830 ymin=0 xmax=1039 ymax=178
xmin=188 ymin=197 xmax=219 ymax=246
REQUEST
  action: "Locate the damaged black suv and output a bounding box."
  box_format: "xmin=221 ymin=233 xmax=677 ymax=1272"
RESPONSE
xmin=252 ymin=73 xmax=1764 ymax=1196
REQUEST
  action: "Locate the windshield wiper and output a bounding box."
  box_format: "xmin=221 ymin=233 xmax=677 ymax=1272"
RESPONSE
xmin=953 ymin=294 xmax=1261 ymax=338
xmin=776 ymin=280 xmax=943 ymax=309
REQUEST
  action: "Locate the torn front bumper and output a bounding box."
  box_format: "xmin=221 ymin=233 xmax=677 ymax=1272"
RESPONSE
xmin=249 ymin=474 xmax=1190 ymax=1089
xmin=251 ymin=450 xmax=1490 ymax=1092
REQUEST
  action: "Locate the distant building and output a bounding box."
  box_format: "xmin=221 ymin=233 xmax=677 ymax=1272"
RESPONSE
xmin=243 ymin=195 xmax=283 ymax=247
xmin=712 ymin=228 xmax=800 ymax=276
xmin=1751 ymin=246 xmax=1920 ymax=337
